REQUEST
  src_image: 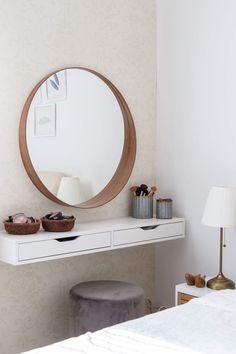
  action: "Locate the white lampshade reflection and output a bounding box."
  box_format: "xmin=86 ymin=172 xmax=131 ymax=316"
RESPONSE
xmin=202 ymin=186 xmax=236 ymax=228
xmin=57 ymin=177 xmax=82 ymax=205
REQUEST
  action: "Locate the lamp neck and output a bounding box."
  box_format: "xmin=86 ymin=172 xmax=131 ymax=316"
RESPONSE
xmin=219 ymin=227 xmax=224 ymax=275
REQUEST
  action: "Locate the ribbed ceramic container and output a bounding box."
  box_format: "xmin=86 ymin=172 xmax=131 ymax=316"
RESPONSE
xmin=132 ymin=196 xmax=153 ymax=219
xmin=156 ymin=199 xmax=172 ymax=219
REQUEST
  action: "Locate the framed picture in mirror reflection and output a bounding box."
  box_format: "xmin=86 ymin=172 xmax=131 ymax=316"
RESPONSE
xmin=34 ymin=104 xmax=56 ymax=137
xmin=46 ymin=71 xmax=67 ymax=101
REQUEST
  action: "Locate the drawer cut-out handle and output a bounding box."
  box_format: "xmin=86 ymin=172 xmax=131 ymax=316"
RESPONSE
xmin=55 ymin=236 xmax=79 ymax=242
xmin=140 ymin=225 xmax=159 ymax=230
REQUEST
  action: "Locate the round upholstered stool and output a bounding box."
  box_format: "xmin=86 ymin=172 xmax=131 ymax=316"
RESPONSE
xmin=69 ymin=280 xmax=145 ymax=336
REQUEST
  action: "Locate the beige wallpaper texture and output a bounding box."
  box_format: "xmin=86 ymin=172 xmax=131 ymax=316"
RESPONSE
xmin=0 ymin=1 xmax=156 ymax=353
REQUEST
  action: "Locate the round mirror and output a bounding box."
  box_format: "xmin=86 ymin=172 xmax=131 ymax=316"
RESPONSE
xmin=19 ymin=67 xmax=136 ymax=208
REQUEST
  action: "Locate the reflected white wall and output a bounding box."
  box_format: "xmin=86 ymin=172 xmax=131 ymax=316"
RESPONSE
xmin=27 ymin=68 xmax=124 ymax=201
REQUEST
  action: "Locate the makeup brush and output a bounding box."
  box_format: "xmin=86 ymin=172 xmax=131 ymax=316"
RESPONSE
xmin=140 ymin=184 xmax=148 ymax=196
xmin=148 ymin=186 xmax=157 ymax=196
xmin=136 ymin=187 xmax=142 ymax=196
xmin=130 ymin=186 xmax=138 ymax=196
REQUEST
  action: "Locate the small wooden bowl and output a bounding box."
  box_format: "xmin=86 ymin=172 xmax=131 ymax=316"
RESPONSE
xmin=4 ymin=220 xmax=41 ymax=235
xmin=41 ymin=217 xmax=76 ymax=232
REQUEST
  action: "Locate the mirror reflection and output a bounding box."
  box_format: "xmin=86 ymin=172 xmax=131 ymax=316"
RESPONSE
xmin=26 ymin=68 xmax=124 ymax=205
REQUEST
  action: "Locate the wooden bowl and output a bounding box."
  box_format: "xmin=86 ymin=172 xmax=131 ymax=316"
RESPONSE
xmin=41 ymin=217 xmax=76 ymax=232
xmin=4 ymin=220 xmax=41 ymax=235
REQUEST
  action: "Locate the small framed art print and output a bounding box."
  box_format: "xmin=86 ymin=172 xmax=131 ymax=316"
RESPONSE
xmin=46 ymin=71 xmax=67 ymax=101
xmin=34 ymin=104 xmax=56 ymax=137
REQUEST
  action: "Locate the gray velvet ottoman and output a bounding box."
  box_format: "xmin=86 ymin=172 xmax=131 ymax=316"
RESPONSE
xmin=69 ymin=280 xmax=145 ymax=336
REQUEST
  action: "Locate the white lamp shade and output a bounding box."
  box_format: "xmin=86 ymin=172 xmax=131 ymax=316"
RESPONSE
xmin=57 ymin=177 xmax=82 ymax=205
xmin=202 ymin=186 xmax=236 ymax=228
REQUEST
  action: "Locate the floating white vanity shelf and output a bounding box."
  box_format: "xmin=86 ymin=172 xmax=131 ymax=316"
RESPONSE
xmin=0 ymin=217 xmax=185 ymax=265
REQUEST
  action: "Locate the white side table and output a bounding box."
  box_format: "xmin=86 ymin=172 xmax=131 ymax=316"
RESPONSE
xmin=175 ymin=279 xmax=214 ymax=306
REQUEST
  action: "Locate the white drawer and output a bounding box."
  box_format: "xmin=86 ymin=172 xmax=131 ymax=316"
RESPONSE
xmin=113 ymin=222 xmax=184 ymax=246
xmin=18 ymin=232 xmax=111 ymax=261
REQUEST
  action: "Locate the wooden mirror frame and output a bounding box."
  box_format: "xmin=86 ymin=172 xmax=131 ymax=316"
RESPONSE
xmin=19 ymin=67 xmax=136 ymax=208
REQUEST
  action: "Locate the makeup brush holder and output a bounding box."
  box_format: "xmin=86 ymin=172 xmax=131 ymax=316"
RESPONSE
xmin=156 ymin=199 xmax=172 ymax=219
xmin=132 ymin=196 xmax=153 ymax=219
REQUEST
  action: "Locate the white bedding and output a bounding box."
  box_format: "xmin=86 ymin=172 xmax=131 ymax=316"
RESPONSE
xmin=22 ymin=290 xmax=236 ymax=354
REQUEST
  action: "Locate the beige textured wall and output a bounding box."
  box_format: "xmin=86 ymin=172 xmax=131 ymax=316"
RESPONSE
xmin=0 ymin=1 xmax=156 ymax=353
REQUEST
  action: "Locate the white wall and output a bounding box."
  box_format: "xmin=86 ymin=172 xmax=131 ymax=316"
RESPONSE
xmin=0 ymin=1 xmax=156 ymax=353
xmin=155 ymin=0 xmax=236 ymax=307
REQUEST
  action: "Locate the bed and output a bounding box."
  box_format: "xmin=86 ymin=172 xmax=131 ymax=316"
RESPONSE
xmin=22 ymin=290 xmax=236 ymax=354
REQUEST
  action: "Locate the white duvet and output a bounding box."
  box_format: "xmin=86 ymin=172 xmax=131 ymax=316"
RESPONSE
xmin=22 ymin=290 xmax=236 ymax=354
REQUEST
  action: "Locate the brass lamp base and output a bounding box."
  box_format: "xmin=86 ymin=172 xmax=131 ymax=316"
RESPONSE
xmin=207 ymin=273 xmax=235 ymax=290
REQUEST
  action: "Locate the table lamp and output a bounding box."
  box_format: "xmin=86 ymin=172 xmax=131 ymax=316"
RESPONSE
xmin=57 ymin=176 xmax=82 ymax=205
xmin=202 ymin=186 xmax=236 ymax=290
